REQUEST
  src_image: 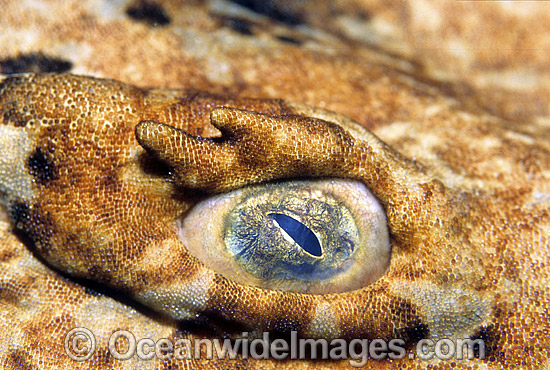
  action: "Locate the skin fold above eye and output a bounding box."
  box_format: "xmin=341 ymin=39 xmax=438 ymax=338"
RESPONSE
xmin=177 ymin=178 xmax=391 ymax=294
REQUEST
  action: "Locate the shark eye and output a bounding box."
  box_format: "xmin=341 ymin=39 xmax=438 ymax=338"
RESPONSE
xmin=178 ymin=179 xmax=390 ymax=294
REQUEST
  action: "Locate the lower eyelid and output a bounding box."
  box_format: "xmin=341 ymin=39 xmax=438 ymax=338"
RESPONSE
xmin=177 ymin=178 xmax=391 ymax=294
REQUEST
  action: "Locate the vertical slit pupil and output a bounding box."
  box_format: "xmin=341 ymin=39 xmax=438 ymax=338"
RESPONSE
xmin=269 ymin=213 xmax=322 ymax=257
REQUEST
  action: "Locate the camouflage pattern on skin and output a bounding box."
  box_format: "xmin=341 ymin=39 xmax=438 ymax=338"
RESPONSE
xmin=0 ymin=73 xmax=549 ymax=369
xmin=1 ymin=1 xmax=550 ymax=369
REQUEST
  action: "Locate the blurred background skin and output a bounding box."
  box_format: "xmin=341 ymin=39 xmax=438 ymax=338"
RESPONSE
xmin=1 ymin=0 xmax=549 ymax=126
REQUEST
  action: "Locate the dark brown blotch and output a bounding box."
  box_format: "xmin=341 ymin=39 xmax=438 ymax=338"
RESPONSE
xmin=126 ymin=0 xmax=171 ymax=27
xmin=227 ymin=0 xmax=303 ymax=26
xmin=9 ymin=202 xmax=31 ymax=230
xmin=219 ymin=16 xmax=254 ymax=36
xmin=27 ymin=148 xmax=58 ymax=185
xmin=399 ymin=322 xmax=429 ymax=343
xmin=471 ymin=325 xmax=499 ymax=359
xmin=390 ymin=301 xmax=429 ymax=346
xmin=0 ymin=53 xmax=72 ymax=74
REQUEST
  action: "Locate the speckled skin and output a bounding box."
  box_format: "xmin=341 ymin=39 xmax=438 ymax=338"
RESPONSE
xmin=1 ymin=1 xmax=550 ymax=369
xmin=1 ymin=72 xmax=549 ymax=369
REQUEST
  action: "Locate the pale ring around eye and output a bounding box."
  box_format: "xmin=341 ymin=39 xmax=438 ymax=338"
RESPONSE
xmin=177 ymin=179 xmax=390 ymax=294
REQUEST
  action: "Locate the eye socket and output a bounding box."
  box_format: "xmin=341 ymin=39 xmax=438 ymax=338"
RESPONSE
xmin=177 ymin=179 xmax=390 ymax=294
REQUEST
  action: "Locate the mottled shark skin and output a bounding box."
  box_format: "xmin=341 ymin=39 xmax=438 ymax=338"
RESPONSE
xmin=0 ymin=72 xmax=549 ymax=369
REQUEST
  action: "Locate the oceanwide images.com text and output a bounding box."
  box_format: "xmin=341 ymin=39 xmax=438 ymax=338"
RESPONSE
xmin=65 ymin=328 xmax=485 ymax=366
